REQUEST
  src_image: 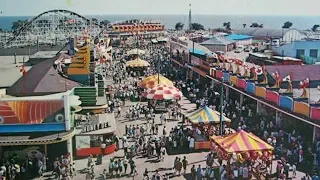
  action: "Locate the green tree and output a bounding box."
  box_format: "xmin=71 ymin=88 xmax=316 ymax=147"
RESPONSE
xmin=223 ymin=22 xmax=231 ymax=30
xmin=100 ymin=20 xmax=110 ymax=26
xmin=282 ymin=21 xmax=293 ymax=28
xmin=312 ymin=24 xmax=319 ymax=32
xmin=175 ymin=22 xmax=184 ymax=30
xmin=212 ymin=28 xmax=229 ymax=33
xmin=0 ymin=28 xmax=3 ymax=32
xmin=190 ymin=23 xmax=204 ymax=30
xmin=11 ymin=20 xmax=28 ymax=32
xmin=250 ymin=23 xmax=263 ymax=28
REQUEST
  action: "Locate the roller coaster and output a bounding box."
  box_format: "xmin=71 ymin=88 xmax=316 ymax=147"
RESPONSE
xmin=1 ymin=9 xmax=106 ymax=48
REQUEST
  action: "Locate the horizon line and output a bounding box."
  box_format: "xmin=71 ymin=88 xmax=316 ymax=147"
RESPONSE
xmin=1 ymin=13 xmax=320 ymax=17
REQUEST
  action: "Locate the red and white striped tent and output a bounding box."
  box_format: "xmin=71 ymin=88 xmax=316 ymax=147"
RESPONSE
xmin=144 ymin=84 xmax=182 ymax=100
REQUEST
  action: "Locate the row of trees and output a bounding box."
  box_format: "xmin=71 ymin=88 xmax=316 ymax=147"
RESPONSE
xmin=174 ymin=21 xmax=320 ymax=32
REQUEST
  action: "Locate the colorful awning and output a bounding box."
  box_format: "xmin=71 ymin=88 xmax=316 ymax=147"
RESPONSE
xmin=186 ymin=106 xmax=231 ymax=124
xmin=144 ymin=84 xmax=182 ymax=100
xmin=138 ymin=74 xmax=173 ymax=89
xmin=126 ymin=58 xmax=150 ymax=68
xmin=211 ymin=130 xmax=274 ymax=153
xmin=0 ymin=129 xmax=75 ymax=146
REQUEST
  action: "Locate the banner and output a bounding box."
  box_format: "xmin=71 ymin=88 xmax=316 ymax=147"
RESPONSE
xmin=75 ymin=136 xmax=91 ymax=149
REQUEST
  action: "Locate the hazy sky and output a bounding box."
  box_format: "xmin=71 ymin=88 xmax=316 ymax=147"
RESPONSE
xmin=1 ymin=0 xmax=320 ymax=16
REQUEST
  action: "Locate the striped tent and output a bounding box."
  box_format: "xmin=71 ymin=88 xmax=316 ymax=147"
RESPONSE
xmin=212 ymin=130 xmax=274 ymax=153
xmin=126 ymin=58 xmax=150 ymax=68
xmin=138 ymin=74 xmax=173 ymax=89
xmin=186 ymin=106 xmax=231 ymax=124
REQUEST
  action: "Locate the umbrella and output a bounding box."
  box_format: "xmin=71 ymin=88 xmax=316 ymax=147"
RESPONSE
xmin=144 ymin=84 xmax=182 ymax=100
xmin=127 ymin=48 xmax=145 ymax=55
xmin=138 ymin=74 xmax=173 ymax=89
xmin=126 ymin=57 xmax=150 ymax=68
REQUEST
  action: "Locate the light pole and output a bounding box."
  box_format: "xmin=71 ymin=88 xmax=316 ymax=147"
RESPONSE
xmin=220 ymin=77 xmax=224 ymax=135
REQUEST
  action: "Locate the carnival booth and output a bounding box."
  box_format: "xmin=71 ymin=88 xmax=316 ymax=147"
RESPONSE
xmin=126 ymin=57 xmax=150 ymax=68
xmin=186 ymin=106 xmax=231 ymax=150
xmin=143 ymin=84 xmax=182 ymax=112
xmin=211 ymin=130 xmax=274 ymax=179
xmin=138 ymin=74 xmax=173 ymax=89
xmin=126 ymin=57 xmax=150 ymax=76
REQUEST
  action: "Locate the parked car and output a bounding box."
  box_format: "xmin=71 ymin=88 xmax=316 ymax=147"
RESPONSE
xmin=234 ymin=48 xmax=243 ymax=53
xmin=244 ymin=47 xmax=250 ymax=52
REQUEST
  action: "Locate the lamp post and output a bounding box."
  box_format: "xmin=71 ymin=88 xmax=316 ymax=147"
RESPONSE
xmin=220 ymin=77 xmax=224 ymax=136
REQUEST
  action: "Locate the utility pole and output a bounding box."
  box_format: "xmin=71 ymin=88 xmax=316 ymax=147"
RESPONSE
xmin=188 ymin=4 xmax=192 ymax=30
xmin=220 ymin=77 xmax=224 ymax=135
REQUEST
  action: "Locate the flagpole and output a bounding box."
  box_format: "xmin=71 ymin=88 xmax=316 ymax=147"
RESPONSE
xmin=308 ymin=76 xmax=310 ymax=104
xmin=23 ymin=57 xmax=26 ymax=96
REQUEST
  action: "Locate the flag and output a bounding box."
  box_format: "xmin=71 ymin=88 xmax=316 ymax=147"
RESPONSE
xmin=282 ymin=74 xmax=291 ymax=82
xmin=250 ymin=66 xmax=256 ymax=73
xmin=299 ymin=77 xmax=310 ymax=89
xmin=261 ymin=65 xmax=266 ymax=72
xmin=255 ymin=67 xmax=263 ymax=75
xmin=20 ymin=65 xmax=26 ymax=76
xmin=234 ymin=59 xmax=243 ymax=65
xmin=274 ymin=71 xmax=280 ymax=81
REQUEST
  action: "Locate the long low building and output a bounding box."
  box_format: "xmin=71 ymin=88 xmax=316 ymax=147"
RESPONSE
xmin=236 ymin=28 xmax=303 ymax=42
xmin=200 ymin=36 xmax=235 ymax=53
xmin=225 ymin=34 xmax=253 ymax=46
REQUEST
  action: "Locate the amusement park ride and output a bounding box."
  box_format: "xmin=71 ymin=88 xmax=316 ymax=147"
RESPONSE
xmin=1 ymin=10 xmax=106 ymax=48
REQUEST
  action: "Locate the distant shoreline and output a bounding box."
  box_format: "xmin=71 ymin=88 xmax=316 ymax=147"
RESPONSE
xmin=1 ymin=14 xmax=320 ymax=31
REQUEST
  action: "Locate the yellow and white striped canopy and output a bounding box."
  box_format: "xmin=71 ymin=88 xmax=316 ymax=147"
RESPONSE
xmin=126 ymin=58 xmax=150 ymax=68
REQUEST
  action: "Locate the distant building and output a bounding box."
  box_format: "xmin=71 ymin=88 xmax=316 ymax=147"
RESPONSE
xmin=236 ymin=28 xmax=303 ymax=42
xmin=273 ymin=40 xmax=320 ymax=64
xmin=225 ymin=34 xmax=253 ymax=46
xmin=200 ymin=36 xmax=235 ymax=53
xmin=109 ymin=20 xmax=165 ymax=39
xmin=246 ymin=52 xmax=303 ymax=66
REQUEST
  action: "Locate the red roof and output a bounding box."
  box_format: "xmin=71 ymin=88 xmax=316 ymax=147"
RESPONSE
xmin=7 ymin=57 xmax=80 ymax=96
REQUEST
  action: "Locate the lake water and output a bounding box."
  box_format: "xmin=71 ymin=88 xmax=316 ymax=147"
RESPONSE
xmin=1 ymin=14 xmax=319 ymax=31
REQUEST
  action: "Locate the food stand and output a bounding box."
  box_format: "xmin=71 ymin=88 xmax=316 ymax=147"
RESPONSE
xmin=185 ymin=106 xmax=231 ymax=150
xmin=210 ymin=130 xmax=274 ymax=178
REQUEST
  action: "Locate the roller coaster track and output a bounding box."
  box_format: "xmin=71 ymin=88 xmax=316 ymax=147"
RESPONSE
xmin=2 ymin=9 xmax=105 ymax=48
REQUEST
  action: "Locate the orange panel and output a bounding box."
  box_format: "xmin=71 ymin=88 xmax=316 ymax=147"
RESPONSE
xmin=255 ymin=86 xmax=267 ymax=98
xmin=230 ymin=76 xmax=238 ymax=86
xmin=140 ymin=25 xmax=144 ymax=31
xmin=67 ymin=68 xmax=88 ymax=74
xmin=294 ymin=102 xmax=310 ymax=117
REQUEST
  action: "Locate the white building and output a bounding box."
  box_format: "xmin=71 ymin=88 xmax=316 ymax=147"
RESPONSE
xmin=236 ymin=28 xmax=303 ymax=43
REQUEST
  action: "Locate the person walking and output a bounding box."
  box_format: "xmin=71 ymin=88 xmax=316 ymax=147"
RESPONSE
xmin=196 ymin=165 xmax=202 ymax=180
xmin=129 ymin=158 xmax=135 ymax=175
xmin=123 ymin=156 xmax=128 ymax=175
xmin=182 ymin=156 xmax=188 ymax=174
xmin=191 ymin=165 xmax=196 ymax=180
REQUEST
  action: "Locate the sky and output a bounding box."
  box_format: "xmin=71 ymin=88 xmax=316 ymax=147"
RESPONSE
xmin=1 ymin=0 xmax=320 ymax=16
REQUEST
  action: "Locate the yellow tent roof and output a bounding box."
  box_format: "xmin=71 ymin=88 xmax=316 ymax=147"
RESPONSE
xmin=138 ymin=74 xmax=173 ymax=88
xmin=126 ymin=58 xmax=150 ymax=68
